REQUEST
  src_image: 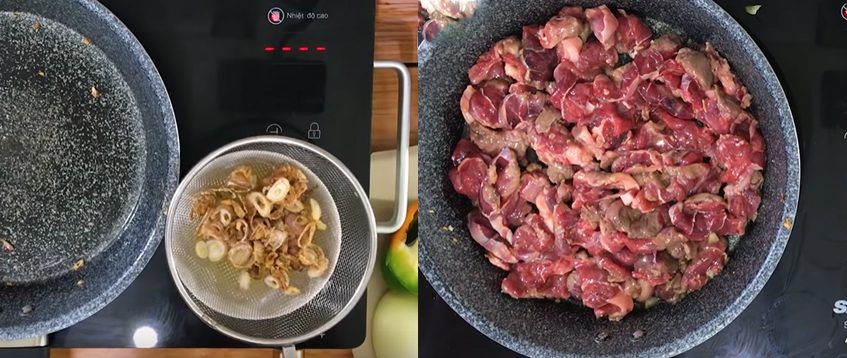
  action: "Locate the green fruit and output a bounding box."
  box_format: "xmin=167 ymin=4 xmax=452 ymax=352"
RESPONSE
xmin=383 ymin=203 xmax=418 ymax=295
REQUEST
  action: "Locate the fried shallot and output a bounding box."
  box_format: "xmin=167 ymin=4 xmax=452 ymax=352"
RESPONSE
xmin=190 ymin=164 xmax=329 ymax=295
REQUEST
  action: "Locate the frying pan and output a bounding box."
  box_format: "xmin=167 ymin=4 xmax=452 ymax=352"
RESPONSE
xmin=419 ymin=0 xmax=800 ymax=356
xmin=0 ymin=0 xmax=178 ymax=340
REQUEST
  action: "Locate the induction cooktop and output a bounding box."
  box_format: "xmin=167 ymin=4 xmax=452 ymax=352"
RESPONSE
xmin=420 ymin=0 xmax=847 ymax=356
xmin=43 ymin=0 xmax=376 ymax=349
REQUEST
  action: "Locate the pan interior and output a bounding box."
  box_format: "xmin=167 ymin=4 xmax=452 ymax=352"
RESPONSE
xmin=0 ymin=12 xmax=146 ymax=283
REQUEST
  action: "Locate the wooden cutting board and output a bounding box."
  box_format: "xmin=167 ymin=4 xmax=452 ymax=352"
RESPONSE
xmin=372 ymin=0 xmax=418 ymax=152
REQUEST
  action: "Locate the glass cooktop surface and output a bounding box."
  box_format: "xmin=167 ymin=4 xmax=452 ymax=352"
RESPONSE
xmin=46 ymin=0 xmax=376 ymax=349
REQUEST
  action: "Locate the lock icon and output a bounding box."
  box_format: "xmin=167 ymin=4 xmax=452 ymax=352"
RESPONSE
xmin=307 ymin=122 xmax=321 ymax=140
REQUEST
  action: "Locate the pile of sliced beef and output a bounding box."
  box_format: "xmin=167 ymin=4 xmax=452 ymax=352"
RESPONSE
xmin=449 ymin=5 xmax=764 ymax=321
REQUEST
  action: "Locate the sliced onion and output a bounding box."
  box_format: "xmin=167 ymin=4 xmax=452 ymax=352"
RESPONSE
xmin=265 ymin=178 xmax=291 ymax=203
xmin=306 ymin=245 xmax=328 ymax=278
xmin=294 ymin=215 xmax=309 ymax=229
xmin=252 ymin=241 xmax=265 ymax=264
xmin=309 ymin=198 xmax=321 ymax=221
xmin=228 ymin=242 xmax=254 ymax=268
xmin=226 ymin=165 xmax=256 ymax=190
xmin=221 ymin=199 xmax=246 ymax=218
xmin=299 ymin=246 xmax=319 ymax=266
xmin=285 ymin=200 xmax=304 ymax=213
xmin=207 ymin=239 xmax=227 ymax=262
xmin=283 ymin=286 xmax=301 ymax=295
xmin=307 ymin=261 xmax=328 ymax=278
xmin=267 ymin=229 xmax=288 ymax=251
xmin=232 ymin=219 xmax=249 ymax=241
xmin=264 ymin=275 xmax=281 ymax=289
xmin=297 ymin=222 xmax=317 ymax=247
xmin=198 ymin=221 xmax=226 ymax=241
xmin=238 ymin=270 xmax=251 ymax=291
xmin=267 ymin=204 xmax=286 ymax=220
xmin=195 ymin=241 xmax=209 ymax=259
xmin=247 ymin=192 xmax=272 ymax=217
xmin=219 ymin=208 xmax=233 ymax=226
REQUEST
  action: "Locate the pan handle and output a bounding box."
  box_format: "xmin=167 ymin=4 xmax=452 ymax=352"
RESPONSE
xmin=279 ymin=345 xmax=300 ymax=358
xmin=373 ymin=61 xmax=412 ymax=234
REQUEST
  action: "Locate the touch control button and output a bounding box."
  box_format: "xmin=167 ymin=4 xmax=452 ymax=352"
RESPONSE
xmin=268 ymin=7 xmax=284 ymax=25
xmin=266 ymin=123 xmax=283 ymax=135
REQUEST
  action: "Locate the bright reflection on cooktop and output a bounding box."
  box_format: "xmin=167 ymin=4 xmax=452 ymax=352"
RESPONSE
xmin=133 ymin=326 xmax=158 ymax=348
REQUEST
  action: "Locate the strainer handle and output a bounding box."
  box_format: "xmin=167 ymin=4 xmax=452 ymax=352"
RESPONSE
xmin=280 ymin=346 xmax=301 ymax=358
xmin=373 ymin=61 xmax=412 ymax=234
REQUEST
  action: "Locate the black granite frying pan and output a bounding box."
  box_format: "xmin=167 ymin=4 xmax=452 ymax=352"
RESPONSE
xmin=0 ymin=0 xmax=178 ymax=340
xmin=419 ymin=1 xmax=800 ymax=356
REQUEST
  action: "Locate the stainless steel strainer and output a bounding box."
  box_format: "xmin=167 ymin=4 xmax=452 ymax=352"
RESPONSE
xmin=168 ymin=149 xmax=343 ymax=321
xmin=165 ymin=61 xmax=411 ymax=356
xmin=166 ymin=135 xmax=376 ymax=346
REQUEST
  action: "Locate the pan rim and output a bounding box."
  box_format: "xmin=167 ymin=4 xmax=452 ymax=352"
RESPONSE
xmin=418 ymin=0 xmax=801 ymax=356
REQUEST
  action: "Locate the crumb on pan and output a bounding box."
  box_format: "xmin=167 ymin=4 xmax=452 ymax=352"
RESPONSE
xmin=2 ymin=239 xmax=14 ymax=252
xmin=594 ymin=331 xmax=609 ymax=343
xmin=72 ymin=259 xmax=85 ymax=271
xmin=744 ymin=5 xmax=762 ymax=15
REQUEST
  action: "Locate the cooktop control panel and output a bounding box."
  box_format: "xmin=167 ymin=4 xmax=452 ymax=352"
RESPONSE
xmin=97 ymin=0 xmax=375 ymax=173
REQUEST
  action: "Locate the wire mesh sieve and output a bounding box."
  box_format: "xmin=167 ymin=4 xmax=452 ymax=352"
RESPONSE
xmin=168 ymin=150 xmax=342 ymax=320
xmin=165 ymin=136 xmax=377 ymax=345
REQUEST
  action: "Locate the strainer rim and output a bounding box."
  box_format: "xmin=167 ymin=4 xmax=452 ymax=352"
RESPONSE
xmin=164 ymin=135 xmax=377 ymax=346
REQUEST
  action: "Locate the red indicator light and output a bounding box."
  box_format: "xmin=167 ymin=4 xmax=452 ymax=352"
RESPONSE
xmin=264 ymin=46 xmax=275 ymax=52
xmin=281 ymin=46 xmax=292 ymax=52
xmin=316 ymin=46 xmax=326 ymax=52
xmin=298 ymin=46 xmax=309 ymax=52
